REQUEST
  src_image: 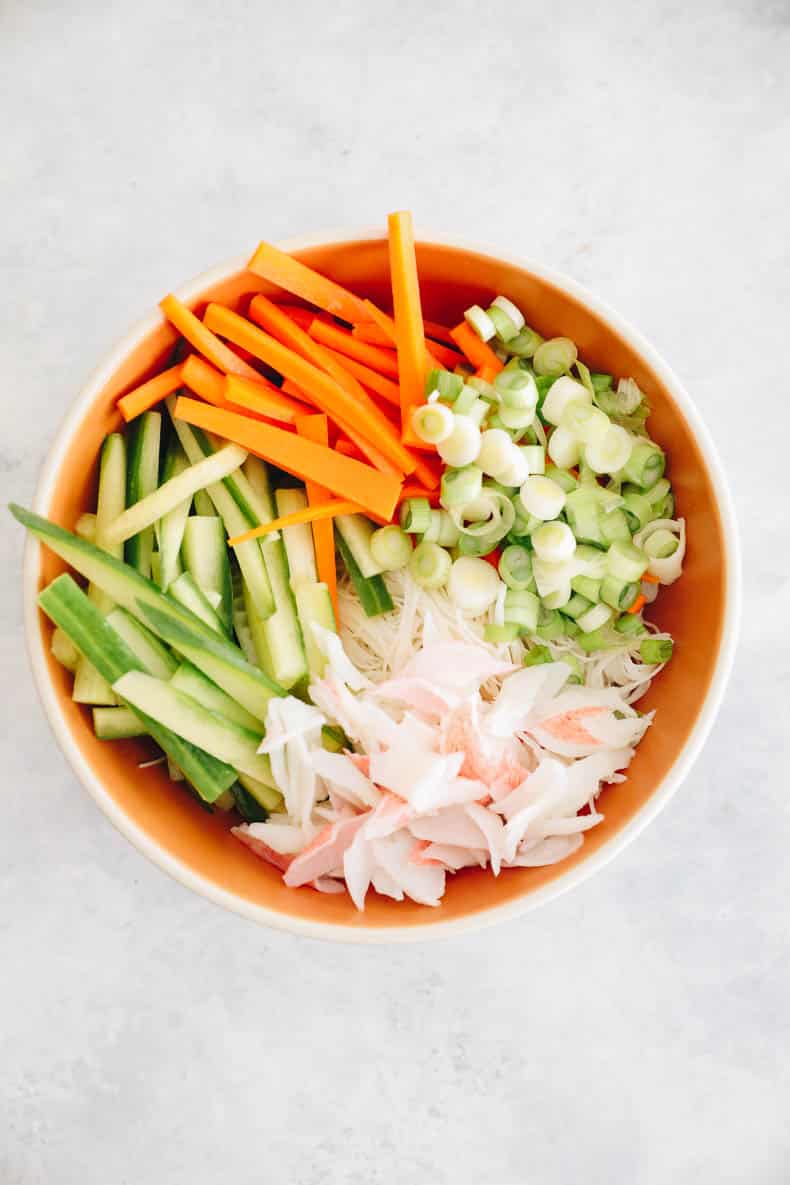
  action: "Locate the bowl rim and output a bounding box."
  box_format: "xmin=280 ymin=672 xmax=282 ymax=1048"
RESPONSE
xmin=22 ymin=227 xmax=741 ymax=943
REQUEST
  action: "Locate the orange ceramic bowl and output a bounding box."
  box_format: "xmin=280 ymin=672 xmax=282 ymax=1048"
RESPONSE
xmin=23 ymin=231 xmax=740 ymax=942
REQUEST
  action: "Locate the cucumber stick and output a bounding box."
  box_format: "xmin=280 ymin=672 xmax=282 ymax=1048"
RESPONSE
xmin=38 ymin=574 xmax=235 ymax=802
xmin=11 ymin=505 xmax=284 ymax=722
xmin=73 ymin=433 xmax=128 ymax=704
xmin=334 ymin=513 xmax=383 ymax=579
xmin=93 ymin=706 xmax=145 ymax=740
xmin=156 ymin=441 xmax=190 ymax=591
xmin=237 ymin=772 xmax=283 ymax=813
xmin=113 ymin=671 xmax=272 ymax=783
xmin=125 ymin=411 xmax=161 ymax=578
xmin=182 ymin=516 xmax=232 ymax=633
xmin=230 ymin=559 xmax=259 ymax=666
xmin=336 ymin=531 xmax=393 ymax=617
xmin=105 ymin=608 xmax=178 ymax=679
xmin=167 ymin=404 xmax=274 ymax=619
xmin=169 ymin=661 xmax=261 ymax=731
xmin=294 ymin=582 xmax=336 ymax=678
xmin=274 ymin=489 xmax=319 ymax=584
xmin=193 ymin=489 xmax=214 ymax=516
xmin=51 ymin=627 xmax=80 ymax=672
xmin=169 ymin=571 xmax=228 ymax=637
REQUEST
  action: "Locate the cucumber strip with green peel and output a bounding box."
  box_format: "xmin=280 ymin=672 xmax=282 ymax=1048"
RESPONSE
xmin=113 ymin=671 xmax=272 ymax=783
xmin=10 ymin=505 xmax=283 ymax=722
xmin=38 ymin=574 xmax=236 ymax=801
xmin=75 ymin=513 xmax=97 ymax=541
xmin=294 ymin=583 xmax=336 ymax=678
xmin=125 ymin=412 xmax=161 ymax=578
xmin=241 ymin=456 xmax=275 ymax=519
xmin=230 ymin=560 xmax=259 ymax=666
xmin=214 ymin=788 xmax=236 ymax=812
xmin=167 ymin=405 xmax=274 ymax=618
xmin=170 ymin=661 xmax=261 ymax=731
xmin=167 ymin=758 xmax=185 ymax=782
xmin=157 ymin=442 xmax=191 ymax=590
xmin=105 ymin=608 xmax=178 ymax=679
xmin=336 ymin=531 xmax=393 ymax=617
xmin=193 ymin=489 xmax=214 ymax=516
xmin=275 ymin=488 xmax=319 ymax=584
xmin=231 ymin=781 xmax=270 ymax=822
xmin=169 ymin=571 xmax=228 ymax=636
xmin=244 ymin=578 xmax=308 ymax=690
xmin=237 ymin=772 xmax=283 ymax=813
xmin=334 ymin=513 xmax=383 ymax=579
xmin=51 ymin=627 xmax=80 ymax=671
xmin=72 ymin=666 xmax=118 ymax=705
xmin=182 ymin=516 xmax=232 ymax=633
xmin=106 ymin=443 xmax=247 ymax=547
xmin=93 ymin=706 xmax=146 ymax=740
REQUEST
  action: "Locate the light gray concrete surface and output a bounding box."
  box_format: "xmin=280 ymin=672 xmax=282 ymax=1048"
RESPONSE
xmin=2 ymin=1 xmax=788 ymax=1181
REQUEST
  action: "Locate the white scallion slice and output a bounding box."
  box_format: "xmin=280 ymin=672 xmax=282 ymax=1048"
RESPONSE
xmin=411 ymin=402 xmax=454 ymax=445
xmin=477 ymin=428 xmax=515 ymax=478
xmin=436 ymin=416 xmax=482 ymax=467
xmin=585 ymin=424 xmax=633 ymax=474
xmin=448 ymin=556 xmax=501 ymax=614
xmin=547 ymin=426 xmax=582 ymax=469
xmin=560 ymin=401 xmax=610 ymax=445
xmin=519 ymin=475 xmax=566 ymax=521
xmin=541 ymin=376 xmax=592 ymax=426
xmin=532 ymin=521 xmax=576 ymax=563
xmin=491 ymin=295 xmax=525 ymax=332
xmin=464 ymin=305 xmax=496 ymax=341
xmin=577 ymin=602 xmax=614 ymax=633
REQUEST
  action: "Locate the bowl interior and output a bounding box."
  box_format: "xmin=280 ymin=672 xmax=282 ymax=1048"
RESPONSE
xmin=32 ymin=238 xmax=729 ymax=934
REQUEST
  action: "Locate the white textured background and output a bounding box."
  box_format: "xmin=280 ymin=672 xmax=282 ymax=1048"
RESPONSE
xmin=2 ymin=2 xmax=788 ymax=1182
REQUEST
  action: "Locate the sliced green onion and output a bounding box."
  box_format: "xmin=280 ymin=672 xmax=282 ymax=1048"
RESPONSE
xmin=576 ymin=602 xmax=613 ymax=633
xmin=425 ymin=368 xmax=464 ymax=401
xmin=441 ymin=464 xmax=483 ymax=509
xmin=560 ymin=402 xmax=610 ymax=445
xmin=400 ymin=497 xmax=432 ymax=533
xmin=574 ymin=359 xmax=595 ymax=395
xmin=506 ymin=326 xmax=544 ymax=358
xmin=564 ymin=488 xmax=603 ymax=545
xmin=640 ymin=638 xmax=674 ymax=664
xmin=591 ymin=373 xmax=614 ymax=393
xmin=615 ymin=613 xmax=646 ymax=637
xmin=487 ymin=305 xmax=519 ymax=342
xmin=542 ymin=584 xmax=572 ymax=610
xmin=436 ymin=510 xmax=461 ymax=547
xmin=585 ymin=424 xmax=633 ymax=474
xmin=519 ymin=445 xmax=545 ymax=475
xmin=466 ymin=376 xmax=497 ymax=400
xmin=503 ymin=588 xmax=540 ymax=632
xmin=494 ymin=369 xmax=538 ymax=411
xmin=600 ymin=575 xmax=639 ymax=610
xmin=464 ymin=305 xmax=496 ymax=341
xmin=542 ymin=376 xmax=591 ymax=426
xmin=533 ymin=337 xmax=578 ymax=377
xmin=498 ymin=405 xmax=535 ymax=431
xmin=448 ymin=555 xmax=501 ymax=614
xmin=519 ymin=475 xmax=566 ymax=521
xmin=436 ymin=416 xmax=482 ymax=467
xmin=494 ymin=445 xmax=530 ymax=488
xmin=370 ymin=525 xmax=412 ymax=572
xmin=411 ymin=402 xmax=455 ymax=444
xmin=499 ymin=545 xmax=534 ymax=591
xmin=485 ymin=623 xmax=520 ymax=643
xmin=644 ymin=477 xmax=671 ymax=507
xmin=594 ymin=486 xmax=625 ymax=514
xmin=535 ymin=607 xmax=566 ymax=640
xmin=559 ymin=652 xmax=584 ymax=684
xmin=598 ymin=508 xmax=632 ymax=546
xmin=572 ymin=544 xmax=608 ymax=579
xmin=544 ymin=464 xmax=577 ymax=493
xmin=577 ymin=626 xmax=622 ymax=652
xmin=409 ymin=541 xmax=452 ymax=590
xmin=571 ymin=574 xmax=602 ymax=601
xmin=621 ymin=440 xmax=665 ymax=489
xmin=453 ymin=385 xmax=480 ymax=416
xmin=467 ymin=398 xmax=489 ymax=427
xmin=607 ymin=539 xmax=649 ymax=581
xmin=643 ymin=528 xmax=679 ymax=559
xmin=491 ymin=295 xmax=525 ymax=332
xmin=477 ymin=428 xmax=515 ymax=478
xmin=523 ymin=644 xmax=553 ymax=667
xmin=532 ymin=521 xmax=576 ymax=563
xmin=561 ymin=592 xmax=594 ymax=621
xmin=547 ymin=425 xmax=582 ymax=469
xmin=451 ymin=491 xmax=515 ymax=550
xmin=622 ymin=491 xmax=654 ymax=532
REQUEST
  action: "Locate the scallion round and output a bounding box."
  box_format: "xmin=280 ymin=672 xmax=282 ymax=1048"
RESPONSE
xmin=464 ymin=305 xmax=496 ymax=341
xmin=491 ymin=295 xmax=525 ymax=332
xmin=440 ymin=464 xmax=483 ymax=509
xmin=547 ymin=425 xmax=582 ymax=469
xmin=370 ymin=525 xmax=412 ymax=572
xmin=499 ymin=545 xmax=534 ymax=591
xmin=411 ymin=401 xmax=455 ymax=445
xmin=639 ymin=638 xmax=674 ymax=664
xmin=448 ymin=555 xmax=501 ymax=614
xmin=533 ymin=337 xmax=578 ymax=377
xmin=409 ymin=541 xmax=452 ymax=590
xmin=519 ymin=475 xmax=566 ymax=521
xmin=436 ymin=416 xmax=482 ymax=467
xmin=541 ymin=376 xmax=592 ymax=426
xmin=532 ymin=521 xmax=576 ymax=563
xmin=584 ymin=424 xmax=633 ymax=475
xmin=399 ymin=497 xmax=433 ymax=534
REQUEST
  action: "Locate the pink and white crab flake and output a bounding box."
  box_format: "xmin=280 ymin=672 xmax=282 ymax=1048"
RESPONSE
xmin=233 ymin=626 xmax=651 ymax=910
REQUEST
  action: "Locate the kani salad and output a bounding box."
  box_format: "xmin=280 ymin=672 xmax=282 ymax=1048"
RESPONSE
xmin=12 ymin=210 xmax=685 ymax=908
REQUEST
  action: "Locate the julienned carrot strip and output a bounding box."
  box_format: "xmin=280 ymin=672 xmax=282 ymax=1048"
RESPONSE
xmin=181 ymin=354 xmax=285 ymax=417
xmin=247 ymin=241 xmax=372 ymax=324
xmin=273 ymin=304 xmax=323 ymax=330
xmin=352 ymin=318 xmax=460 ymax=370
xmin=118 ymin=364 xmax=184 ymax=421
xmin=308 ymin=319 xmax=400 ymax=378
xmin=159 ymin=294 xmax=261 ymax=380
xmin=335 ymin=439 xmax=364 ymax=460
xmin=227 ymin=499 xmax=363 ymax=547
xmin=173 ymin=397 xmax=402 ymax=520
xmin=318 ymin=346 xmax=400 ymax=407
xmin=627 ymin=593 xmax=648 ymax=615
xmin=641 ymin=571 xmax=660 ymax=584
xmin=224 ymin=374 xmax=309 ymax=424
xmin=449 ymin=321 xmax=504 ymax=374
xmin=202 ymin=304 xmax=416 ymax=476
xmin=388 ymin=211 xmax=429 ymax=442
xmin=362 ymin=301 xmax=443 ymax=374
xmin=294 ymin=414 xmax=338 ymax=618
xmin=422 ymin=319 xmax=455 ymax=346
xmin=411 ymin=452 xmax=441 ymax=490
xmin=475 ymin=364 xmax=499 ymax=383
xmin=397 ymin=484 xmax=441 ymax=505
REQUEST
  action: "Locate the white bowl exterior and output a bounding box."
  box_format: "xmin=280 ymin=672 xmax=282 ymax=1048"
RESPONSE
xmin=23 ymin=230 xmax=741 ymax=943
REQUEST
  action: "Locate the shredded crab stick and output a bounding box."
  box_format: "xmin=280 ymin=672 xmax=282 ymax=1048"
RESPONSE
xmin=202 ymin=303 xmax=417 ymax=477
xmin=295 ymin=414 xmax=338 ymax=618
xmin=223 ymin=374 xmax=308 ymax=424
xmin=228 ymin=498 xmax=363 ymax=547
xmin=117 ymin=363 xmax=184 ymax=421
xmin=450 ymin=321 xmax=504 ymax=374
xmin=388 ymin=210 xmax=431 ymax=440
xmin=173 ymin=396 xmax=402 ymax=520
xmin=308 ymin=319 xmax=400 ymax=379
xmin=159 ymin=294 xmax=262 ymax=380
xmin=247 ymin=240 xmax=372 ymax=324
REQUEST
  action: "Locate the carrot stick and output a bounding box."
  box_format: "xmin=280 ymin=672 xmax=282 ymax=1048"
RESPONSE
xmin=475 ymin=364 xmax=499 ymax=383
xmin=247 ymin=241 xmax=372 ymax=324
xmin=627 ymin=593 xmax=648 ymax=615
xmin=118 ymin=363 xmax=184 ymax=421
xmin=159 ymin=294 xmax=261 ymax=380
xmin=317 ymin=346 xmax=400 ymax=407
xmin=362 ymin=300 xmax=444 ymax=374
xmin=335 ymin=439 xmax=364 ymax=461
xmin=173 ymin=397 xmax=402 ymax=520
xmin=272 ymin=304 xmax=331 ymax=330
xmin=228 ymin=498 xmax=362 ymax=547
xmin=397 ymin=484 xmax=442 ymax=505
xmin=352 ymin=320 xmax=460 ymax=369
xmin=224 ymin=374 xmax=310 ymax=424
xmin=308 ymin=319 xmax=399 ymax=378
xmin=449 ymin=321 xmax=504 ymax=374
xmin=387 ymin=211 xmax=430 ymax=441
xmin=641 ymin=571 xmax=660 ymax=584
xmin=422 ymin=319 xmax=455 ymax=346
xmin=294 ymin=414 xmax=338 ymax=618
xmin=422 ymin=338 xmax=462 ymax=370
xmin=181 ymin=354 xmax=284 ymax=415
xmin=202 ymin=304 xmax=416 ymax=476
